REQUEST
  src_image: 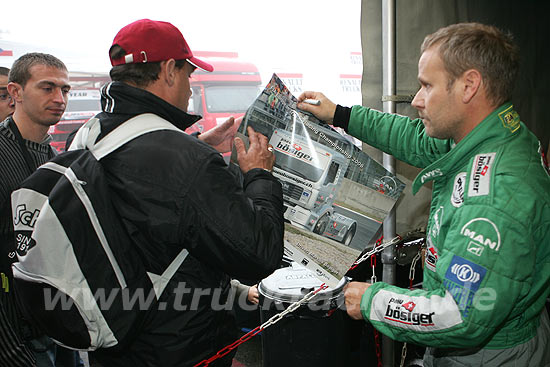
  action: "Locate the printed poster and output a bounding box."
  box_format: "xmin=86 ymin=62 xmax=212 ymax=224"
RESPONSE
xmin=235 ymin=74 xmax=405 ymax=286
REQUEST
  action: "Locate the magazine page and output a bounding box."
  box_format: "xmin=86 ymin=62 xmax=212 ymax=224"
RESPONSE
xmin=234 ymin=74 xmax=405 ymax=286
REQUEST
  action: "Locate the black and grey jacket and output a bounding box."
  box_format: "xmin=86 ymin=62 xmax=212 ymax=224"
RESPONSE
xmin=89 ymin=82 xmax=284 ymax=367
xmin=0 ymin=117 xmax=56 ymax=367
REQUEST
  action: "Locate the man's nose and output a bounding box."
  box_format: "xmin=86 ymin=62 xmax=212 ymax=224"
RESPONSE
xmin=411 ymin=90 xmax=423 ymax=110
xmin=52 ymin=88 xmax=66 ymax=104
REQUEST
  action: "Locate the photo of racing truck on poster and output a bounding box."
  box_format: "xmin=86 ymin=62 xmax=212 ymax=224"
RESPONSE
xmin=236 ymin=74 xmax=405 ymax=254
xmin=269 ymin=126 xmax=357 ymax=246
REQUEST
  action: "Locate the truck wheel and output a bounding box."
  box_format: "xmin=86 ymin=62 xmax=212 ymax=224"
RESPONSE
xmin=313 ymin=213 xmax=330 ymax=235
xmin=341 ymin=223 xmax=357 ymax=246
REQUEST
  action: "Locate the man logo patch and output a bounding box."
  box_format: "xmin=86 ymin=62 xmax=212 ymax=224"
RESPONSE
xmin=468 ymin=153 xmax=496 ymax=197
xmin=467 ymin=242 xmax=484 ymax=256
xmin=451 ymin=172 xmax=466 ymax=207
xmin=460 ymin=217 xmax=501 ymax=251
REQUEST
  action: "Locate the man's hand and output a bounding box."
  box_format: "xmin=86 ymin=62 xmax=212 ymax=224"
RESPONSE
xmin=296 ymin=91 xmax=337 ymax=123
xmin=247 ymin=284 xmax=259 ymax=305
xmin=198 ymin=116 xmax=242 ymax=153
xmin=234 ymin=126 xmax=275 ymax=174
xmin=344 ymin=281 xmax=371 ymax=320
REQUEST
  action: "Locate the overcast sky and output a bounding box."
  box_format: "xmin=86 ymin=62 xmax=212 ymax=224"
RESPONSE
xmin=1 ymin=0 xmax=362 ymax=98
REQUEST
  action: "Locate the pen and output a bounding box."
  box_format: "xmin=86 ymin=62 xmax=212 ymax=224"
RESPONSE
xmin=303 ymin=99 xmax=321 ymax=106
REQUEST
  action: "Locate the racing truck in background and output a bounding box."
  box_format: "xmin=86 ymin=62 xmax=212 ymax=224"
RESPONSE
xmin=184 ymin=51 xmax=262 ymax=134
xmin=269 ymin=127 xmax=357 ymax=246
xmin=48 ymin=52 xmax=261 ymax=150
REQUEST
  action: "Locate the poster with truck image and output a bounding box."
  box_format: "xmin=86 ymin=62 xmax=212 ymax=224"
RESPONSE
xmin=235 ymin=74 xmax=405 ymax=284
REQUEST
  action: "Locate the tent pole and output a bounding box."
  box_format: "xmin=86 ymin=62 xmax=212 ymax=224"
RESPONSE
xmin=381 ymin=0 xmax=397 ymax=366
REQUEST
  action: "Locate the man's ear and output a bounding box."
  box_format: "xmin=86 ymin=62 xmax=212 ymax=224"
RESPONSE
xmin=461 ymin=69 xmax=482 ymax=104
xmin=6 ymin=82 xmax=23 ymax=103
xmin=161 ymin=59 xmax=177 ymax=87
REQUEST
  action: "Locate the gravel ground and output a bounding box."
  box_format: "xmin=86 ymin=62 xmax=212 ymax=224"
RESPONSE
xmin=284 ymin=224 xmax=361 ymax=280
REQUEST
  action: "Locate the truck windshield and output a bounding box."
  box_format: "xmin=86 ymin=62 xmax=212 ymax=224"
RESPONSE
xmin=204 ymin=86 xmax=260 ymax=113
xmin=273 ymin=150 xmax=325 ymax=182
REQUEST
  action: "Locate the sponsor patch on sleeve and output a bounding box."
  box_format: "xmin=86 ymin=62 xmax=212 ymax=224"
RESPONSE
xmin=369 ymin=289 xmax=463 ymax=332
xmin=468 ymin=153 xmax=496 ymax=197
xmin=444 ymin=255 xmax=487 ymax=318
xmin=460 ymin=217 xmax=501 ymax=252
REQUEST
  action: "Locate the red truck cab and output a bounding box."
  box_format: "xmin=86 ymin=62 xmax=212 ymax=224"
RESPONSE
xmin=185 ymin=52 xmax=262 ymax=134
xmin=48 ymin=53 xmax=261 ymax=151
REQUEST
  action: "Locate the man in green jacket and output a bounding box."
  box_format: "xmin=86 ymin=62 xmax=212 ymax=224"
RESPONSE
xmin=297 ymin=23 xmax=550 ymax=366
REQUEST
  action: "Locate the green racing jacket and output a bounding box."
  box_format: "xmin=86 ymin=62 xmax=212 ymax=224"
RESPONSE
xmin=345 ymin=102 xmax=550 ymax=349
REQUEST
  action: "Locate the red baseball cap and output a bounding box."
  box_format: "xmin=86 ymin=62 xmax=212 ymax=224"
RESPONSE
xmin=109 ymin=19 xmax=213 ymax=72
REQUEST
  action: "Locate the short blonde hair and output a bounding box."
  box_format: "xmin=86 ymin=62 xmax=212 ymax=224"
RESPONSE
xmin=421 ymin=23 xmax=519 ymax=106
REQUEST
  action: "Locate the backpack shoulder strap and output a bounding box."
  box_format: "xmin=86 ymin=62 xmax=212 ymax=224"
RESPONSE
xmin=68 ymin=113 xmax=183 ymax=160
xmin=67 ymin=116 xmax=102 ymax=151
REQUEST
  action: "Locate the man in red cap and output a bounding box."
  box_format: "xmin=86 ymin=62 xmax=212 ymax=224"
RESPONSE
xmin=86 ymin=19 xmax=284 ymax=367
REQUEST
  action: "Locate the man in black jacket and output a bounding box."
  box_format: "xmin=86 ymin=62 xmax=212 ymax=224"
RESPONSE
xmin=88 ymin=19 xmax=284 ymax=367
xmin=1 ymin=53 xmax=83 ymax=366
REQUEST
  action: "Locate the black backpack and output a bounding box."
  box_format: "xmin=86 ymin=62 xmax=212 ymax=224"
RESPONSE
xmin=11 ymin=114 xmax=190 ymax=351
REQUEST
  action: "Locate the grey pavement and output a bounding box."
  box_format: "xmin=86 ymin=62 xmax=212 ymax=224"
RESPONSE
xmin=232 ymin=333 xmax=263 ymax=367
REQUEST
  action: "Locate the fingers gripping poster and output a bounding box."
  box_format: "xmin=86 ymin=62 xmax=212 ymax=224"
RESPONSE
xmin=235 ymin=74 xmax=405 ymax=287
